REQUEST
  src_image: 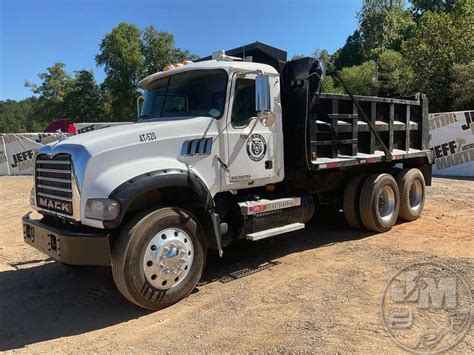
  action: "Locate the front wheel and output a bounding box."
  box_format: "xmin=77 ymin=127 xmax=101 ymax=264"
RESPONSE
xmin=112 ymin=207 xmax=206 ymax=310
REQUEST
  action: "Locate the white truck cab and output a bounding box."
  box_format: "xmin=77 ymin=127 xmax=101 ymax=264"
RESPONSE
xmin=22 ymin=42 xmax=433 ymax=310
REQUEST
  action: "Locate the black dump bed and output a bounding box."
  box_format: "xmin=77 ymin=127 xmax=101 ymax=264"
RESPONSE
xmin=281 ymin=57 xmax=431 ymax=170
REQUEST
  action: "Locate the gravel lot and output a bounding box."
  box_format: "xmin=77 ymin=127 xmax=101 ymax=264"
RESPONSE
xmin=0 ymin=176 xmax=472 ymax=353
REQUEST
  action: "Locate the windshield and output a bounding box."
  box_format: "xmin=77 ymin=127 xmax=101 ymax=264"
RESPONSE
xmin=140 ymin=69 xmax=228 ymax=120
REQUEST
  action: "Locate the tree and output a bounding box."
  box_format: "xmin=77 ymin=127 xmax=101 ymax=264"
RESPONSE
xmin=360 ymin=0 xmax=405 ymax=13
xmin=410 ymin=0 xmax=456 ymax=17
xmin=25 ymin=63 xmax=72 ymax=104
xmin=24 ymin=62 xmax=73 ymax=124
xmin=64 ymin=70 xmax=101 ymax=121
xmin=321 ymin=76 xmax=343 ymax=94
xmin=402 ymin=0 xmax=474 ymax=111
xmin=333 ymin=30 xmax=364 ymax=70
xmin=96 ymin=22 xmax=144 ymax=120
xmin=4 ymin=23 xmax=196 ymax=131
xmin=96 ymin=22 xmax=196 ymax=120
xmin=142 ymin=26 xmax=195 ymax=75
xmin=339 ymin=61 xmax=374 ymax=96
xmin=358 ymin=0 xmax=415 ymax=58
xmin=313 ymin=49 xmax=333 ymax=70
xmin=0 ymin=98 xmax=41 ymax=133
xmin=377 ymin=49 xmax=413 ymax=96
xmin=451 ymin=61 xmax=474 ymax=110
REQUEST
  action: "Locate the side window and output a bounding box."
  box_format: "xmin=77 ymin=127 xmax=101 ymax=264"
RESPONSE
xmin=231 ymin=78 xmax=257 ymax=127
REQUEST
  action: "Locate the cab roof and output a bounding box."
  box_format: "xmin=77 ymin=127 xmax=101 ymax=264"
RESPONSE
xmin=137 ymin=59 xmax=278 ymax=90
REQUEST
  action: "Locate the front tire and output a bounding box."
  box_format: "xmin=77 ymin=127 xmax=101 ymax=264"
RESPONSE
xmin=112 ymin=207 xmax=206 ymax=310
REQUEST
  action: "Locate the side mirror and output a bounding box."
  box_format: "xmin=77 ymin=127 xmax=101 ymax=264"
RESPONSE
xmin=137 ymin=95 xmax=144 ymax=119
xmin=255 ymin=74 xmax=275 ymax=127
xmin=255 ymin=74 xmax=270 ymax=112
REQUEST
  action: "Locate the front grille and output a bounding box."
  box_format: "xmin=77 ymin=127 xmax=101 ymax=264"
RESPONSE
xmin=35 ymin=154 xmax=74 ymax=216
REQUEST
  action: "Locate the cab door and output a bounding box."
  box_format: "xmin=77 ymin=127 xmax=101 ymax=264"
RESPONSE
xmin=224 ymin=73 xmax=279 ymax=188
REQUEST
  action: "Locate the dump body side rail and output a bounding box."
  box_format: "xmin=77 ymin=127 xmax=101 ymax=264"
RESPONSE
xmin=306 ymin=84 xmax=431 ymax=170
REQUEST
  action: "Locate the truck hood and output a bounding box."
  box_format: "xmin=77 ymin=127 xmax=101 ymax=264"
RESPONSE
xmin=46 ymin=117 xmax=213 ymax=155
xmin=38 ymin=116 xmax=218 ymax=194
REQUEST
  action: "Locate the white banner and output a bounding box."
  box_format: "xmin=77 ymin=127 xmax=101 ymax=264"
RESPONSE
xmin=429 ymin=110 xmax=474 ymax=177
xmin=0 ymin=136 xmax=9 ymax=176
xmin=0 ymin=133 xmax=60 ymax=176
xmin=0 ymin=122 xmax=131 ymax=176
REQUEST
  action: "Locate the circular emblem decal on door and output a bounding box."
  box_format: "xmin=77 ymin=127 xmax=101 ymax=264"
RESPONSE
xmin=246 ymin=134 xmax=267 ymax=162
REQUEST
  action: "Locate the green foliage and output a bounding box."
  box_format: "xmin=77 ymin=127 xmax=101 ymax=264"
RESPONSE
xmin=95 ymin=22 xmax=197 ymax=121
xmin=330 ymin=0 xmax=472 ymax=112
xmin=410 ymin=0 xmax=456 ymax=17
xmin=451 ymin=61 xmax=474 ymax=110
xmin=339 ymin=61 xmax=375 ymax=96
xmin=360 ymin=0 xmax=405 ymax=13
xmin=321 ymin=76 xmax=344 ymax=94
xmin=0 ymin=98 xmax=43 ymax=133
xmin=25 ymin=63 xmax=72 ymax=103
xmin=359 ymin=1 xmax=415 ymax=58
xmin=334 ymin=1 xmax=414 ymax=69
xmin=24 ymin=63 xmax=73 ymax=128
xmin=142 ymin=26 xmax=195 ymax=75
xmin=0 ymin=22 xmax=197 ymax=132
xmin=333 ymin=30 xmax=364 ymax=70
xmin=3 ymin=4 xmax=473 ymax=133
xmin=64 ymin=70 xmax=101 ymax=121
xmin=330 ymin=50 xmax=412 ymax=97
xmin=96 ymin=22 xmax=144 ymax=121
xmin=313 ymin=49 xmax=334 ymax=70
xmin=402 ymin=0 xmax=474 ymax=111
xmin=377 ymin=49 xmax=413 ymax=96
xmin=20 ymin=63 xmax=103 ymax=127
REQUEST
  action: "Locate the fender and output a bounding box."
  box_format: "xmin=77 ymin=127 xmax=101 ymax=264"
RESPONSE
xmin=104 ymin=168 xmax=223 ymax=255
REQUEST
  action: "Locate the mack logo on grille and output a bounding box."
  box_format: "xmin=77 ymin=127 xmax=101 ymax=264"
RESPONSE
xmin=38 ymin=197 xmax=72 ymax=214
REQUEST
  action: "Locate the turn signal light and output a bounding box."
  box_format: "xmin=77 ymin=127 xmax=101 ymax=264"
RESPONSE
xmin=265 ymin=184 xmax=275 ymax=192
xmin=163 ymin=61 xmax=193 ymax=71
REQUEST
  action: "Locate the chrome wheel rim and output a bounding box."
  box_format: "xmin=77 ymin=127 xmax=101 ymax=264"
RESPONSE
xmin=409 ymin=179 xmax=423 ymax=212
xmin=377 ymin=186 xmax=396 ymax=222
xmin=143 ymin=227 xmax=194 ymax=290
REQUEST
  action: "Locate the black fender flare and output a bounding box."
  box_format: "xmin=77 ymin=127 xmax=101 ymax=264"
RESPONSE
xmin=104 ymin=169 xmax=223 ymax=255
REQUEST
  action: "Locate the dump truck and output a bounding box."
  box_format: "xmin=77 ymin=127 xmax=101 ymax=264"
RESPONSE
xmin=22 ymin=42 xmax=432 ymax=310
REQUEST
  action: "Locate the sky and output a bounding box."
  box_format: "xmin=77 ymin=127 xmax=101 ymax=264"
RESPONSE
xmin=0 ymin=0 xmax=361 ymax=101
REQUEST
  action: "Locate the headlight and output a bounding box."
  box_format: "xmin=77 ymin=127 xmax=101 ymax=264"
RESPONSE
xmin=30 ymin=187 xmax=36 ymax=207
xmin=85 ymin=198 xmax=120 ymax=220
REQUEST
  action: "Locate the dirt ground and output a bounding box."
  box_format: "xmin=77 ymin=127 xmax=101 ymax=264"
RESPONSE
xmin=0 ymin=176 xmax=472 ymax=353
